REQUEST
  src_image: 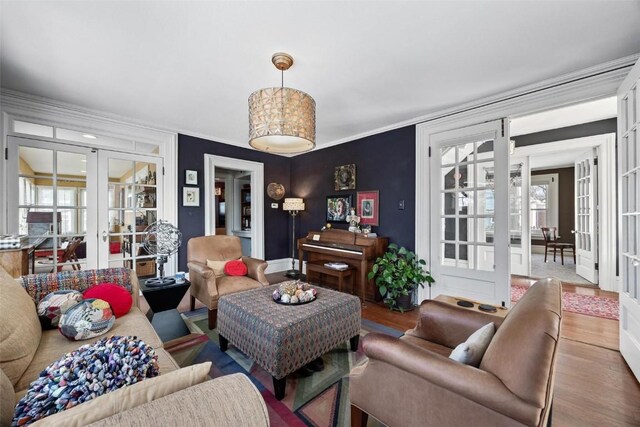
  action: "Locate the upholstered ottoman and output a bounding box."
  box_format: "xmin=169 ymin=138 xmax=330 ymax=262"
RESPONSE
xmin=217 ymin=283 xmax=361 ymax=400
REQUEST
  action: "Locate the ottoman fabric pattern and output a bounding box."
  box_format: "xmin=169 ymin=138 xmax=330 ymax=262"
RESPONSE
xmin=217 ymin=285 xmax=360 ymax=379
xmin=21 ymin=268 xmax=132 ymax=305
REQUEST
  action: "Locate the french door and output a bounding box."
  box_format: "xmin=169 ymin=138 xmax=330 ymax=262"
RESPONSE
xmin=97 ymin=151 xmax=164 ymax=278
xmin=509 ymin=157 xmax=530 ymax=276
xmin=575 ymin=149 xmax=598 ymax=284
xmin=429 ymin=119 xmax=511 ymax=306
xmin=6 ymin=136 xmax=164 ymax=277
xmin=7 ymin=136 xmax=98 ymax=271
xmin=618 ymin=59 xmax=640 ymax=381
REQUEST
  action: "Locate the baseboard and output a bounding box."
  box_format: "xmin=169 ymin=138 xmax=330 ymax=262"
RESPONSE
xmin=531 ymin=245 xmax=546 ymax=254
xmin=266 ymin=258 xmax=307 ymax=274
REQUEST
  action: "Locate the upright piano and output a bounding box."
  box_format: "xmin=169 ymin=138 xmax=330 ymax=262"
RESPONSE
xmin=297 ymin=229 xmax=388 ymax=302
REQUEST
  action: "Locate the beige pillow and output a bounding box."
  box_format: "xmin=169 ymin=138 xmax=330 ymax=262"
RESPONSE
xmin=32 ymin=362 xmax=212 ymax=427
xmin=449 ymin=322 xmax=495 ymax=367
xmin=0 ymin=275 xmax=42 ymax=386
xmin=0 ymin=369 xmax=15 ymax=427
xmin=206 ymin=258 xmax=241 ymax=277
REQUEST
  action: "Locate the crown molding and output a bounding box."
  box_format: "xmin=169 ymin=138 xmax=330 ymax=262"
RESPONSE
xmin=307 ymin=53 xmax=639 ymax=154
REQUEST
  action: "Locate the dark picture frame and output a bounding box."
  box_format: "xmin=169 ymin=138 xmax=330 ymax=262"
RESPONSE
xmin=334 ymin=164 xmax=356 ymax=191
xmin=357 ymin=190 xmax=379 ymax=226
xmin=326 ymin=194 xmax=353 ymax=223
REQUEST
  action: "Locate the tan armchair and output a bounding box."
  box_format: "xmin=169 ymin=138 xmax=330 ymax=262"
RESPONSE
xmin=350 ymin=278 xmax=562 ymax=427
xmin=187 ymin=235 xmax=269 ymax=329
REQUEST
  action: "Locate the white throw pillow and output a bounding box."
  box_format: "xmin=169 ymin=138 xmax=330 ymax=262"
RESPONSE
xmin=449 ymin=322 xmax=496 ymax=367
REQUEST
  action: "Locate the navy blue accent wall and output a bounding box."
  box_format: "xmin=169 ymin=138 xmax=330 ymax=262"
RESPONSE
xmin=290 ymin=126 xmax=416 ymax=250
xmin=177 ymin=134 xmax=291 ymax=270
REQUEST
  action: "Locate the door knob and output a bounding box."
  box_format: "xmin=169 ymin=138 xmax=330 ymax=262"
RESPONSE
xmin=102 ymin=231 xmax=108 ymax=242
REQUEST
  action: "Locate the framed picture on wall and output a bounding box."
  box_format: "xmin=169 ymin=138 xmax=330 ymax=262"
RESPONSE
xmin=183 ymin=187 xmax=200 ymax=206
xmin=334 ymin=164 xmax=356 ymax=191
xmin=326 ymin=194 xmax=353 ymax=223
xmin=185 ymin=170 xmax=198 ymax=185
xmin=357 ymin=190 xmax=379 ymax=226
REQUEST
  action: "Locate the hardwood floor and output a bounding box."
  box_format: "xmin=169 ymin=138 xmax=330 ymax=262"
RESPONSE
xmin=190 ymin=272 xmax=640 ymax=426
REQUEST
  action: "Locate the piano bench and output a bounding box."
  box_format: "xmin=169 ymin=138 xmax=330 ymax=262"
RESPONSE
xmin=306 ymin=261 xmax=355 ymax=294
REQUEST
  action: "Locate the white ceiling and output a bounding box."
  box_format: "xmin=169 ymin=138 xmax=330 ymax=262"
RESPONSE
xmin=1 ymin=1 xmax=639 ymax=149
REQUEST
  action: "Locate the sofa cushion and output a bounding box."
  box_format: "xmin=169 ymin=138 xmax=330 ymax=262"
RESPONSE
xmin=12 ymin=336 xmax=159 ymax=426
xmin=83 ymin=283 xmax=133 ymax=318
xmin=224 ymin=260 xmax=248 ymax=277
xmin=0 ymin=274 xmax=42 ymax=387
xmin=1 ymin=369 xmax=15 ymax=427
xmin=37 ymin=290 xmax=83 ymax=329
xmin=449 ymin=322 xmax=495 ymax=367
xmin=206 ymin=259 xmax=228 ymax=277
xmin=59 ymin=299 xmax=115 ymax=341
xmin=31 ymin=362 xmax=211 ymax=427
xmin=14 ymin=307 xmax=162 ymax=393
xmin=216 ymin=275 xmax=263 ymax=297
xmin=86 ymin=374 xmax=269 ymax=427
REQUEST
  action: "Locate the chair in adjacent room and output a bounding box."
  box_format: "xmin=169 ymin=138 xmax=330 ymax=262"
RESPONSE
xmin=187 ymin=235 xmax=269 ymax=329
xmin=541 ymin=226 xmax=576 ymax=265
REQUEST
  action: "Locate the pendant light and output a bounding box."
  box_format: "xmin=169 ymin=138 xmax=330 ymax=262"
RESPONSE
xmin=248 ymin=52 xmax=316 ymax=154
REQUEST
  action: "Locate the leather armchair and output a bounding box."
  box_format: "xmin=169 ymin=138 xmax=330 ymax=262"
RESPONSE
xmin=350 ymin=278 xmax=562 ymax=427
xmin=187 ymin=235 xmax=269 ymax=329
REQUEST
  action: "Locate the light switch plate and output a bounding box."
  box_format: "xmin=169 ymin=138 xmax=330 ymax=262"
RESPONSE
xmin=399 ymin=200 xmax=405 ymax=210
xmin=271 ymin=203 xmax=278 ymax=208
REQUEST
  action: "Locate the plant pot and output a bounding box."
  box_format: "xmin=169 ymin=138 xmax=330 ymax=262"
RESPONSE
xmin=394 ymin=292 xmax=415 ymax=312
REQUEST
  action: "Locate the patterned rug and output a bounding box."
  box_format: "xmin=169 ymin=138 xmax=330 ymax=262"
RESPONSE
xmin=511 ymin=284 xmax=619 ymax=320
xmin=165 ymin=308 xmax=400 ymax=427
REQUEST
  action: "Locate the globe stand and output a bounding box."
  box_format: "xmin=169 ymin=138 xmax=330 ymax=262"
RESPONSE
xmin=145 ymin=255 xmax=176 ymax=287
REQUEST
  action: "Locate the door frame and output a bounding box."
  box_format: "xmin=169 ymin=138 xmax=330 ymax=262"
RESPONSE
xmin=416 ymin=69 xmax=629 ymax=302
xmin=204 ymin=154 xmax=265 ymax=260
xmin=513 ymin=134 xmax=617 ymax=290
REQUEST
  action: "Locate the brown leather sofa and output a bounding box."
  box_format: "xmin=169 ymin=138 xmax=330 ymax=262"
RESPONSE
xmin=350 ymin=278 xmax=562 ymax=427
xmin=187 ymin=235 xmax=269 ymax=329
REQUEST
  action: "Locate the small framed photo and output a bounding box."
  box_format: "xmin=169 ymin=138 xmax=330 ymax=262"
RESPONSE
xmin=326 ymin=194 xmax=353 ymax=223
xmin=357 ymin=191 xmax=379 ymax=226
xmin=183 ymin=187 xmax=200 ymax=206
xmin=185 ymin=170 xmax=198 ymax=185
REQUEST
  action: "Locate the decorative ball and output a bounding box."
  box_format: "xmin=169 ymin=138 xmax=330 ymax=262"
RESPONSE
xmin=295 ymin=289 xmax=304 ymax=298
xmin=299 ymin=293 xmax=310 ymax=303
xmin=310 ymin=288 xmax=317 ymax=297
xmin=290 ymin=296 xmax=299 ymax=304
xmin=280 ymin=294 xmax=291 ymax=303
xmin=272 ymin=289 xmax=281 ymax=301
xmin=37 ymin=290 xmax=83 ymax=329
xmin=59 ymin=299 xmax=115 ymax=341
xmin=279 ymin=282 xmax=297 ymax=296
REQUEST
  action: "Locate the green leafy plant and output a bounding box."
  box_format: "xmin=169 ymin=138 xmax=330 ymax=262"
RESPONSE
xmin=368 ymin=244 xmax=435 ymax=312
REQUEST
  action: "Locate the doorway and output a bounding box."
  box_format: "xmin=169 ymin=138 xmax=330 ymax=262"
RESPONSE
xmin=204 ymin=155 xmax=265 ymax=260
xmin=6 ymin=135 xmax=166 ymax=278
xmin=510 ymin=133 xmax=617 ymax=290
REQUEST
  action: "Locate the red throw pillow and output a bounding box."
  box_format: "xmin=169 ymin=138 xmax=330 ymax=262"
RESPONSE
xmin=83 ymin=283 xmax=133 ymax=318
xmin=224 ymin=260 xmax=248 ymax=277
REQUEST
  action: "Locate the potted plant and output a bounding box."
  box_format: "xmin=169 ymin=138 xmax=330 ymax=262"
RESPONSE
xmin=368 ymin=244 xmax=435 ymax=312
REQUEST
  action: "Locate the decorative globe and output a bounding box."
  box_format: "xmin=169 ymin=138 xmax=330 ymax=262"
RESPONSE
xmin=143 ymin=221 xmax=182 ymax=257
xmin=142 ymin=221 xmax=182 ymax=287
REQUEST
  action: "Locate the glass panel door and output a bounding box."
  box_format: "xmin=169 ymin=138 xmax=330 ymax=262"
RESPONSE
xmin=7 ymin=136 xmax=97 ymax=272
xmin=98 ymin=151 xmax=163 ymax=279
xmin=430 ymin=119 xmax=510 ymax=306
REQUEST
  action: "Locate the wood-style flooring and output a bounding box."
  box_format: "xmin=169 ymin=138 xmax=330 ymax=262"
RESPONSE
xmin=169 ymin=273 xmax=640 ymax=426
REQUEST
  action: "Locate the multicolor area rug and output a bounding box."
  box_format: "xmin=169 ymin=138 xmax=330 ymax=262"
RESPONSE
xmin=165 ymin=308 xmax=400 ymax=427
xmin=511 ymin=284 xmax=619 ymax=320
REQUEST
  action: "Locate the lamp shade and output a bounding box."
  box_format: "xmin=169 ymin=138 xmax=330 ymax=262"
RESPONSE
xmin=249 ymin=87 xmax=316 ymax=154
xmin=283 ymin=198 xmax=305 ymax=212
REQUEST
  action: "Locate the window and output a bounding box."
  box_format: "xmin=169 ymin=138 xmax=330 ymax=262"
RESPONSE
xmin=530 ymin=173 xmax=558 ymax=239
